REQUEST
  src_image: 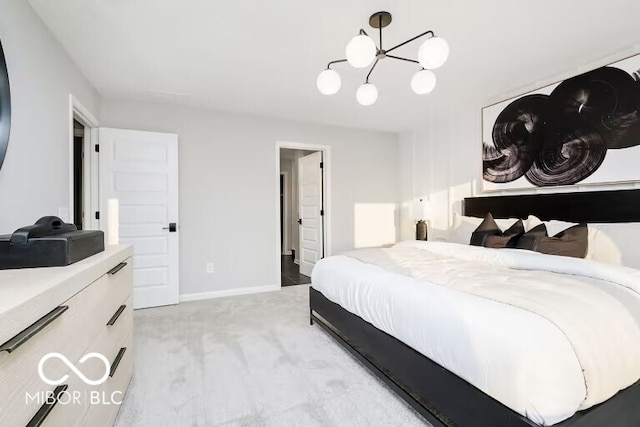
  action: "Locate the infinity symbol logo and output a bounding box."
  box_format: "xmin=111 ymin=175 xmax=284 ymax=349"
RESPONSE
xmin=38 ymin=353 xmax=111 ymax=386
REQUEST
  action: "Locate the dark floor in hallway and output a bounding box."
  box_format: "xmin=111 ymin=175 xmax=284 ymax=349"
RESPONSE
xmin=281 ymin=255 xmax=311 ymax=287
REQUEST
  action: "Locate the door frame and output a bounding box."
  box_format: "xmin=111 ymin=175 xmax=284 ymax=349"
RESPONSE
xmin=275 ymin=141 xmax=331 ymax=283
xmin=68 ymin=95 xmax=100 ymax=230
xmin=280 ymin=171 xmax=291 ymax=255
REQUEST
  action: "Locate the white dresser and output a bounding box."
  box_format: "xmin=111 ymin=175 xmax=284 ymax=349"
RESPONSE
xmin=0 ymin=245 xmax=134 ymax=427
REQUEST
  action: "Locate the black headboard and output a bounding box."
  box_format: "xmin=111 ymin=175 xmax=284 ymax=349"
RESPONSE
xmin=463 ymin=189 xmax=640 ymax=223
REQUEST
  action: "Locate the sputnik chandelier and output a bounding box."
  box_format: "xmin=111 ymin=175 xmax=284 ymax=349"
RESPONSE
xmin=317 ymin=11 xmax=450 ymax=106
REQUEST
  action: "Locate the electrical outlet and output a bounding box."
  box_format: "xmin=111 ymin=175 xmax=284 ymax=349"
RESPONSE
xmin=206 ymin=262 xmax=214 ymax=274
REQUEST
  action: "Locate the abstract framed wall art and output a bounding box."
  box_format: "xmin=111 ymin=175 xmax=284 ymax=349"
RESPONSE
xmin=482 ymin=54 xmax=640 ymax=192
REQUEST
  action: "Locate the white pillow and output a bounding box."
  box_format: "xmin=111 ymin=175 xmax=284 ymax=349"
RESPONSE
xmin=426 ymin=214 xmax=478 ymax=244
xmin=524 ymin=215 xmax=543 ymax=232
xmin=455 ymin=214 xmax=483 ymax=227
xmin=545 ymin=220 xmax=578 ymax=237
xmin=586 ymin=226 xmax=621 ymax=266
xmin=428 ymin=227 xmax=454 ymax=242
xmin=586 ymin=223 xmax=640 ymax=268
xmin=445 ymin=214 xmax=479 ymax=244
xmin=494 ymin=217 xmax=523 ymax=230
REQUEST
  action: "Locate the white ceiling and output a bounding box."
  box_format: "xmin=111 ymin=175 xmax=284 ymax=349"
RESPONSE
xmin=30 ymin=0 xmax=640 ymax=132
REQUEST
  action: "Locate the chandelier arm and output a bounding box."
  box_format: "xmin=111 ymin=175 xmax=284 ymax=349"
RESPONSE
xmin=359 ymin=28 xmax=380 ymax=51
xmin=386 ymin=54 xmax=420 ymax=65
xmin=385 ymin=30 xmax=434 ymax=54
xmin=379 ymin=16 xmax=383 ymax=50
xmin=365 ymin=59 xmax=380 ymax=83
xmin=326 ymin=59 xmax=348 ymax=69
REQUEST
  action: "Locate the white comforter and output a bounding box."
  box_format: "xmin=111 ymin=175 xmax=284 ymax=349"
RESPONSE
xmin=311 ymin=241 xmax=640 ymax=426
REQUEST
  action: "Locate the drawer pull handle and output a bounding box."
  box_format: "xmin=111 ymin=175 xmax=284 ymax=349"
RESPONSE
xmin=109 ymin=347 xmax=127 ymax=377
xmin=107 ymin=262 xmax=127 ymax=275
xmin=107 ymin=305 xmax=127 ymax=326
xmin=0 ymin=306 xmax=69 ymax=354
xmin=26 ymin=384 xmax=68 ymax=427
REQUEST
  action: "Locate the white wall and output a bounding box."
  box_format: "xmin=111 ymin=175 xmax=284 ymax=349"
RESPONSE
xmin=100 ymin=99 xmax=399 ymax=297
xmin=399 ymin=47 xmax=640 ymax=241
xmin=0 ymin=0 xmax=100 ymax=233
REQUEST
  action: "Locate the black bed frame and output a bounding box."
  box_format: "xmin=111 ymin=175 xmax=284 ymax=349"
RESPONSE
xmin=309 ymin=188 xmax=640 ymax=427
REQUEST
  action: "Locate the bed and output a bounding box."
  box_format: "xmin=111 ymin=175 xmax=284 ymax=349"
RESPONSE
xmin=309 ymin=188 xmax=640 ymax=427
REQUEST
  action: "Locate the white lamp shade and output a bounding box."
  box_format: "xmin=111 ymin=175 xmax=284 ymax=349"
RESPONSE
xmin=356 ymin=83 xmax=378 ymax=106
xmin=418 ymin=37 xmax=450 ymax=70
xmin=317 ymin=69 xmax=341 ymax=95
xmin=411 ymin=199 xmax=432 ymax=221
xmin=411 ymin=69 xmax=437 ymax=95
xmin=107 ymin=198 xmax=120 ymax=245
xmin=346 ymin=34 xmax=377 ymax=68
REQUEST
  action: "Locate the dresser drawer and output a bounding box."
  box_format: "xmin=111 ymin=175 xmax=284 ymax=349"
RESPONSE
xmin=80 ymin=295 xmax=133 ymax=383
xmin=0 ymin=285 xmax=97 ymax=427
xmin=0 ymin=248 xmax=134 ymax=427
xmin=42 ymin=316 xmax=134 ymax=427
xmin=80 ymin=332 xmax=134 ymax=427
xmin=107 ymin=332 xmax=134 ymax=412
xmin=36 ymin=375 xmax=91 ymax=427
xmin=85 ymin=259 xmax=132 ymax=340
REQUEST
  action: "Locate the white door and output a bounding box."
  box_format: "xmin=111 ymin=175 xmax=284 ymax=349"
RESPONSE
xmin=298 ymin=152 xmax=324 ymax=276
xmin=99 ymin=128 xmax=179 ymax=309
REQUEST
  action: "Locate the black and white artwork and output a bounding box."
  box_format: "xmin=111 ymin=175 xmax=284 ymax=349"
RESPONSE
xmin=482 ymin=54 xmax=640 ymax=191
xmin=0 ymin=38 xmax=10 ymax=172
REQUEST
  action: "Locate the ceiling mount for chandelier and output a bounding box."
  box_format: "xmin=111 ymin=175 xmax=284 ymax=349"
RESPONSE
xmin=317 ymin=11 xmax=449 ymax=106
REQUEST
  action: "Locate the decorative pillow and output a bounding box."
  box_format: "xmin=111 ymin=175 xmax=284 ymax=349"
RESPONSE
xmin=455 ymin=213 xmax=524 ymax=230
xmin=470 ymin=213 xmax=524 ymax=248
xmin=539 ymin=224 xmax=588 ymax=258
xmin=518 ymin=223 xmax=588 ymax=258
xmin=485 ymin=220 xmax=525 ymax=248
xmin=469 ymin=213 xmax=500 ymax=246
xmin=516 ymin=223 xmax=548 ymax=251
xmin=449 ymin=214 xmax=525 ymax=244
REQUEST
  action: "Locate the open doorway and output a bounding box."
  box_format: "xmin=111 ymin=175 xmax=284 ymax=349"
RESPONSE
xmin=72 ymin=119 xmax=85 ymax=229
xmin=276 ymin=142 xmax=331 ymax=287
xmin=69 ymin=95 xmax=99 ymax=230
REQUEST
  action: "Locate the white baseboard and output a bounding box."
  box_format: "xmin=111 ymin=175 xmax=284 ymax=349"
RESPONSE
xmin=282 ymin=251 xmax=292 ymax=256
xmin=294 ymin=259 xmax=299 ymax=265
xmin=179 ymin=284 xmax=280 ymax=303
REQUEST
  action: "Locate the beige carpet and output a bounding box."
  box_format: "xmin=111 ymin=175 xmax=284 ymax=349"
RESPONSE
xmin=115 ymin=285 xmax=429 ymax=427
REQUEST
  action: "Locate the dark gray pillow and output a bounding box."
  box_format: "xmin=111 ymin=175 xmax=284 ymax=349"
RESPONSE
xmin=469 ymin=213 xmax=500 ymax=246
xmin=517 ymin=223 xmax=588 ymax=258
xmin=470 ymin=213 xmax=524 ymax=248
xmin=515 ymin=224 xmax=548 ymax=251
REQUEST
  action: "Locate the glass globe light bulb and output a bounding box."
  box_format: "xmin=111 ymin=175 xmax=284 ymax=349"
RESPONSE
xmin=346 ymin=34 xmax=377 ymax=68
xmin=411 ymin=69 xmax=437 ymax=95
xmin=317 ymin=69 xmax=341 ymax=95
xmin=356 ymin=83 xmax=378 ymax=106
xmin=418 ymin=37 xmax=450 ymax=70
